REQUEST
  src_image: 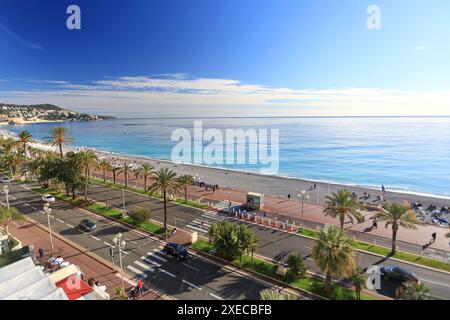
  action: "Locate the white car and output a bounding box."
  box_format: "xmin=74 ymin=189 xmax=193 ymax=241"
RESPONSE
xmin=42 ymin=194 xmax=56 ymax=203
xmin=1 ymin=177 xmax=11 ymax=183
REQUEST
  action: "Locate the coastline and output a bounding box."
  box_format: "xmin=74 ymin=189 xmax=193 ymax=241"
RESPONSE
xmin=2 ymin=127 xmax=450 ymax=207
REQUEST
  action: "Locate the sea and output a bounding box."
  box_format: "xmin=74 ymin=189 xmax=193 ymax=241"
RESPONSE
xmin=7 ymin=116 xmax=450 ymax=197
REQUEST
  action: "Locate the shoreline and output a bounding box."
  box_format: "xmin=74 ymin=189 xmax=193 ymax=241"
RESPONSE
xmin=2 ymin=128 xmax=450 ymax=207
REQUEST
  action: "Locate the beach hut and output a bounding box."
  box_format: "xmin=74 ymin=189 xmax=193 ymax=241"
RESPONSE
xmin=246 ymin=192 xmax=265 ymax=210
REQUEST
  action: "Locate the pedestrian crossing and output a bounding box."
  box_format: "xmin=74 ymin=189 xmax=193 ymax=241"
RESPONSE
xmin=126 ymin=245 xmax=174 ymax=279
xmin=185 ymin=211 xmax=225 ymax=234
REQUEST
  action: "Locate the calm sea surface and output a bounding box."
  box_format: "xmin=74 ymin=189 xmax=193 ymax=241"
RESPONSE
xmin=7 ymin=117 xmax=450 ymax=196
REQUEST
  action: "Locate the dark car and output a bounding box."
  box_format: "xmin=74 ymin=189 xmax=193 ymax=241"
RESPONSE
xmin=163 ymin=242 xmax=189 ymax=261
xmin=78 ymin=219 xmax=96 ymax=232
xmin=379 ymin=265 xmax=420 ymax=284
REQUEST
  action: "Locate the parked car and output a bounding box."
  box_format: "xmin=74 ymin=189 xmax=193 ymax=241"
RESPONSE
xmin=163 ymin=242 xmax=189 ymax=261
xmin=379 ymin=265 xmax=420 ymax=284
xmin=78 ymin=219 xmax=96 ymax=232
xmin=1 ymin=177 xmax=11 ymax=183
xmin=42 ymin=194 xmax=56 ymax=202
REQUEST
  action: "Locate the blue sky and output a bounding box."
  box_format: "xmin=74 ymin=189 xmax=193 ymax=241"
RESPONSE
xmin=0 ymin=0 xmax=450 ymax=117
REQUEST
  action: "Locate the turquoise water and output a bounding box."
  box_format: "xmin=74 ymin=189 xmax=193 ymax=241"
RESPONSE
xmin=7 ymin=117 xmax=450 ymax=196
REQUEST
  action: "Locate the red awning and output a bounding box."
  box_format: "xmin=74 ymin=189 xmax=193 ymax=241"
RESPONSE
xmin=55 ymin=274 xmax=93 ymax=300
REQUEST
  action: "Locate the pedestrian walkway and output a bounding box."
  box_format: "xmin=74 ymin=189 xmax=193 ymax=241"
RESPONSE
xmin=184 ymin=211 xmax=225 ymax=234
xmin=7 ymin=221 xmax=164 ymax=300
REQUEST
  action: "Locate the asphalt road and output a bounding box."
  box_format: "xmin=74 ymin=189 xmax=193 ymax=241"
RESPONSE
xmin=4 ymin=181 xmax=272 ymax=300
xmin=86 ymin=184 xmax=450 ymax=300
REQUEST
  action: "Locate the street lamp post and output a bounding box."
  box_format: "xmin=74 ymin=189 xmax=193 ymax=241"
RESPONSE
xmin=113 ymin=233 xmax=126 ymax=290
xmin=3 ymin=185 xmax=9 ymax=210
xmin=297 ymin=190 xmax=310 ymax=220
xmin=43 ymin=203 xmax=54 ymax=251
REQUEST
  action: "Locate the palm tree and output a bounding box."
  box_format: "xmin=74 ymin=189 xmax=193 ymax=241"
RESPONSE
xmin=119 ymin=161 xmax=133 ymax=188
xmin=374 ymin=202 xmax=419 ymax=254
xmin=177 ymin=174 xmax=194 ymax=202
xmin=17 ymin=130 xmax=33 ymax=158
xmin=44 ymin=126 xmax=74 ymax=158
xmin=77 ymin=150 xmax=98 ymax=200
xmin=3 ymin=152 xmax=22 ymax=175
xmin=97 ymin=159 xmax=112 ymax=182
xmin=350 ymin=267 xmax=367 ymax=300
xmin=311 ymin=226 xmax=355 ymax=293
xmin=134 ymin=163 xmax=154 ymax=192
xmin=400 ymin=281 xmax=431 ymax=300
xmin=324 ymin=189 xmax=364 ymax=229
xmin=111 ymin=164 xmax=121 ymax=185
xmin=148 ymin=168 xmax=179 ymax=230
xmin=247 ymin=233 xmax=259 ymax=261
xmin=0 ymin=207 xmax=25 ymax=234
xmin=259 ymin=289 xmax=296 ymax=300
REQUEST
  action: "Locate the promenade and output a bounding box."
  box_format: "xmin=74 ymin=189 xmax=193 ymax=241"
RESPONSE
xmin=7 ymin=221 xmax=163 ymax=300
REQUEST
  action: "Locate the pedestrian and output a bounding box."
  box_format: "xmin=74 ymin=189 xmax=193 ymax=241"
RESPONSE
xmin=38 ymin=248 xmax=44 ymax=261
xmin=137 ymin=278 xmax=143 ymax=295
xmin=431 ymin=232 xmax=437 ymax=243
xmin=372 ymin=219 xmax=378 ymax=229
xmin=287 ymin=194 xmax=291 ymax=200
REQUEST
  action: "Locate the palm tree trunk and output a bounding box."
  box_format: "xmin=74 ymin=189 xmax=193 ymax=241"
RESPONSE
xmin=391 ymin=226 xmax=398 ymax=254
xmin=59 ymin=143 xmax=63 ymax=158
xmin=103 ymin=169 xmax=106 ymax=182
xmin=84 ymin=166 xmax=89 ymax=200
xmin=184 ymin=187 xmax=188 ymax=202
xmin=163 ymin=189 xmax=167 ymax=229
xmin=144 ymin=176 xmax=147 ymax=192
xmin=340 ymin=215 xmax=345 ymax=230
xmin=325 ymin=271 xmax=332 ymax=293
xmin=113 ymin=171 xmax=116 ymax=184
xmin=125 ymin=172 xmax=128 ymax=188
xmin=356 ymin=287 xmax=361 ymax=300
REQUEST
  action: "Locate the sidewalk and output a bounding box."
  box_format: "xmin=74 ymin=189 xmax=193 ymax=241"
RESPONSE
xmin=7 ymin=221 xmax=163 ymax=300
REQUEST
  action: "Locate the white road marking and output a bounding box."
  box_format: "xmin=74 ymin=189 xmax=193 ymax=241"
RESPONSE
xmin=159 ymin=268 xmax=176 ymax=278
xmin=31 ymin=207 xmax=37 ymax=210
xmin=104 ymin=241 xmax=115 ymax=248
xmin=115 ymin=273 xmax=137 ymax=287
xmin=141 ymin=257 xmax=162 ymax=267
xmin=419 ymin=278 xmax=450 ymax=288
xmin=149 ymin=251 xmax=168 ymax=262
xmin=66 ymin=223 xmax=74 ymax=228
xmin=182 ymin=263 xmax=200 ymax=272
xmin=56 ymin=219 xmax=64 ymax=223
xmin=182 ymin=279 xmax=202 ymax=290
xmin=185 ymin=224 xmax=208 ymax=233
xmin=24 ymin=203 xmax=30 ymax=207
xmin=90 ymin=235 xmax=101 ymax=241
xmin=210 ymin=293 xmax=224 ymax=300
xmin=134 ymin=261 xmax=155 ymax=272
xmin=127 ymin=265 xmax=148 ymax=279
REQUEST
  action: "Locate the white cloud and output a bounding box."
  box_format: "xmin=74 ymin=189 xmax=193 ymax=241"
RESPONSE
xmin=0 ymin=23 xmax=43 ymax=50
xmin=1 ymin=74 xmax=449 ymax=117
xmin=412 ymin=45 xmax=426 ymax=51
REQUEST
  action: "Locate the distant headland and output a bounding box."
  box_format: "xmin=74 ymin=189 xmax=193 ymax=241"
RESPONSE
xmin=0 ymin=103 xmax=116 ymax=124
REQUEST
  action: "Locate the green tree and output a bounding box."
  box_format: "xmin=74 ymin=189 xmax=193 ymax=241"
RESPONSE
xmin=112 ymin=164 xmax=121 ymax=185
xmin=259 ymin=288 xmax=297 ymax=300
xmin=129 ymin=208 xmax=152 ymax=225
xmin=311 ymin=226 xmax=355 ymax=293
xmin=400 ymin=281 xmax=431 ymax=300
xmin=324 ymin=189 xmax=364 ymax=229
xmin=0 ymin=207 xmax=25 ymax=234
xmin=119 ymin=161 xmax=133 ymax=188
xmin=148 ymin=168 xmax=179 ymax=230
xmin=350 ymin=267 xmax=367 ymax=300
xmin=17 ymin=130 xmax=33 ymax=159
xmin=57 ymin=152 xmax=84 ymax=198
xmin=374 ymin=202 xmax=419 ymax=254
xmin=97 ymin=159 xmax=112 ymax=182
xmin=134 ymin=163 xmax=154 ymax=191
xmin=77 ymin=150 xmax=98 ymax=200
xmin=246 ymin=232 xmax=259 ymax=261
xmin=45 ymin=126 xmax=74 ymax=158
xmin=208 ymin=220 xmax=255 ymax=261
xmin=286 ymin=253 xmax=307 ymax=279
xmin=176 ymin=174 xmax=194 ymax=202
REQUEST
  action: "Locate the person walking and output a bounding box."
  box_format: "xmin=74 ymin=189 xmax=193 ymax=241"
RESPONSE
xmin=287 ymin=194 xmax=291 ymax=200
xmin=137 ymin=278 xmax=143 ymax=295
xmin=431 ymin=232 xmax=437 ymax=243
xmin=372 ymin=218 xmax=378 ymax=229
